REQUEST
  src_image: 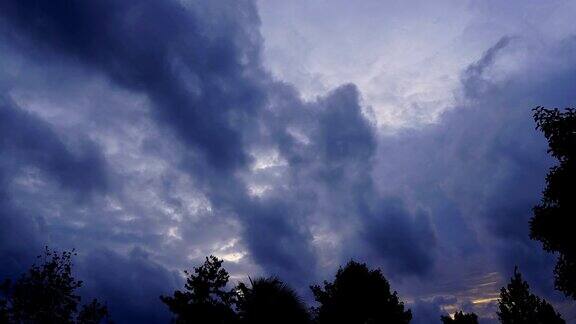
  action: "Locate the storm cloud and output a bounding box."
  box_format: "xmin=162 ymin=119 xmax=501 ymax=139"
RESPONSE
xmin=1 ymin=0 xmax=576 ymax=322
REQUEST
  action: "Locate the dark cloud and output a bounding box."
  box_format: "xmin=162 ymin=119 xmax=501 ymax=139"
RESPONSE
xmin=0 ymin=99 xmax=108 ymax=195
xmin=375 ymin=36 xmax=576 ymax=319
xmin=240 ymin=198 xmax=317 ymax=286
xmin=0 ymin=98 xmax=108 ymax=278
xmin=78 ymin=247 xmax=180 ymax=323
xmin=0 ymin=1 xmax=438 ymax=295
xmin=318 ymin=87 xmax=436 ymax=276
xmin=2 ymin=0 xmax=576 ymax=322
xmin=0 ymin=0 xmax=321 ymax=310
xmin=0 ymin=169 xmax=44 ymax=279
xmin=0 ymin=0 xmax=309 ymax=284
xmin=0 ymin=0 xmax=265 ymax=172
xmin=315 ymin=84 xmax=376 ymax=168
xmin=410 ymin=297 xmax=453 ymax=324
xmin=461 ymin=36 xmax=514 ymax=98
xmin=256 ymin=84 xmax=437 ymax=279
xmin=362 ymin=199 xmax=435 ymax=276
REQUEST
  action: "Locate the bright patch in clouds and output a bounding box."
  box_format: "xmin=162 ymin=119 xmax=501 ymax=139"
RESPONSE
xmin=258 ymin=0 xmax=576 ymax=128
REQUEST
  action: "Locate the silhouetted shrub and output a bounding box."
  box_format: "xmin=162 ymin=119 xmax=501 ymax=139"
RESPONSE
xmin=236 ymin=277 xmax=311 ymax=324
xmin=311 ymin=260 xmax=411 ymax=324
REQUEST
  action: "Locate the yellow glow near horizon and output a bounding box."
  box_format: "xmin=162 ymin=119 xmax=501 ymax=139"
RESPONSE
xmin=472 ymin=297 xmax=499 ymax=305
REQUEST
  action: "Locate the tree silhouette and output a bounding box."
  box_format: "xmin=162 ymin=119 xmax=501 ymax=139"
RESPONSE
xmin=77 ymin=299 xmax=110 ymax=324
xmin=235 ymin=277 xmax=311 ymax=324
xmin=160 ymin=255 xmax=237 ymax=324
xmin=310 ymin=260 xmax=411 ymax=324
xmin=0 ymin=282 xmax=9 ymax=323
xmin=497 ymin=267 xmax=564 ymax=324
xmin=440 ymin=311 xmax=478 ymax=324
xmin=531 ymin=106 xmax=576 ymax=299
xmin=0 ymin=247 xmax=109 ymax=323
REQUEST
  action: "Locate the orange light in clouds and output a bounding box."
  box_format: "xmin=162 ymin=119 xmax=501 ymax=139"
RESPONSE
xmin=472 ymin=297 xmax=499 ymax=305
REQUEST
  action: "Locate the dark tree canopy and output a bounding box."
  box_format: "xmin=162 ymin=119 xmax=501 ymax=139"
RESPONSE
xmin=531 ymin=106 xmax=576 ymax=299
xmin=0 ymin=282 xmax=10 ymax=323
xmin=0 ymin=247 xmax=109 ymax=324
xmin=235 ymin=277 xmax=311 ymax=324
xmin=77 ymin=299 xmax=110 ymax=324
xmin=310 ymin=260 xmax=411 ymax=324
xmin=160 ymin=255 xmax=237 ymax=324
xmin=440 ymin=311 xmax=478 ymax=324
xmin=497 ymin=267 xmax=564 ymax=324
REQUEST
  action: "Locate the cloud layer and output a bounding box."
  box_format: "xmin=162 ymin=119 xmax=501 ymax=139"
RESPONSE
xmin=1 ymin=0 xmax=576 ymax=322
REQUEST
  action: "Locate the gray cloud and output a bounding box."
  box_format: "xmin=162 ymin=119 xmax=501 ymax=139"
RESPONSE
xmin=78 ymin=247 xmax=180 ymax=323
xmin=0 ymin=98 xmax=108 ymax=278
xmin=374 ymin=35 xmax=576 ymax=319
xmin=1 ymin=1 xmax=576 ymax=322
xmin=0 ymin=98 xmax=108 ymax=195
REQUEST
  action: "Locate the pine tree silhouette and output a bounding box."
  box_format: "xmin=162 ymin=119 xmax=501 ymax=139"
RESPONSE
xmin=160 ymin=255 xmax=237 ymax=324
xmin=497 ymin=267 xmax=564 ymax=324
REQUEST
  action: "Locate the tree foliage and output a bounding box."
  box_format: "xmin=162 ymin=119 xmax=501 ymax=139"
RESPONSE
xmin=235 ymin=277 xmax=311 ymax=324
xmin=497 ymin=267 xmax=564 ymax=324
xmin=77 ymin=299 xmax=110 ymax=324
xmin=0 ymin=247 xmax=109 ymax=324
xmin=160 ymin=255 xmax=237 ymax=324
xmin=441 ymin=311 xmax=478 ymax=324
xmin=310 ymin=260 xmax=411 ymax=324
xmin=531 ymin=106 xmax=576 ymax=299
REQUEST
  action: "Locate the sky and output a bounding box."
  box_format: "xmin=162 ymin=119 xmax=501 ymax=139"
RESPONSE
xmin=1 ymin=0 xmax=576 ymax=322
